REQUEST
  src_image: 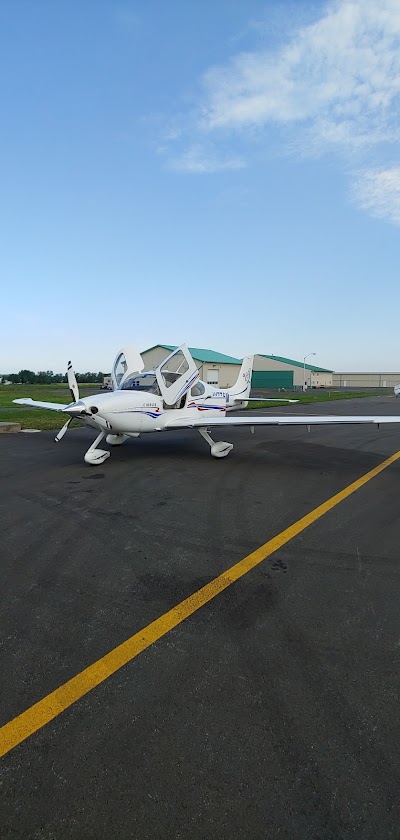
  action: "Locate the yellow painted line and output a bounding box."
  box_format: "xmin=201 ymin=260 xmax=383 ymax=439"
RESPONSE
xmin=1 ymin=449 xmax=400 ymax=759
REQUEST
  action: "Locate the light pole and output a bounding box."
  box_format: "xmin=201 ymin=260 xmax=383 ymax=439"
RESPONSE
xmin=303 ymin=352 xmax=316 ymax=391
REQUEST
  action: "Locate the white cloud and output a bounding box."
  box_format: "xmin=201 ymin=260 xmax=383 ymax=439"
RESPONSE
xmin=170 ymin=0 xmax=399 ymax=222
xmin=200 ymin=0 xmax=400 ymax=152
xmin=169 ymin=144 xmax=245 ymax=174
xmin=165 ymin=0 xmax=400 ymax=223
xmin=353 ymin=168 xmax=400 ymax=224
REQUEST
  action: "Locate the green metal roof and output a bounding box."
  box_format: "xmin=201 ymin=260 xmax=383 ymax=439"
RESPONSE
xmin=259 ymin=354 xmax=333 ymax=373
xmin=143 ymin=345 xmax=242 ymax=365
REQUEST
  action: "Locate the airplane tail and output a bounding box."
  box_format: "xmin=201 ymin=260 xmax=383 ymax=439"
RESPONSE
xmin=227 ymin=355 xmax=254 ymax=403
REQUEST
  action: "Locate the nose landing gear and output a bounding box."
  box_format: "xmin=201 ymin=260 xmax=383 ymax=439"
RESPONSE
xmin=84 ymin=432 xmax=111 ymax=465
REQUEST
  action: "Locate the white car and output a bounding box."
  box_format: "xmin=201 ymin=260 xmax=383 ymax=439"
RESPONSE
xmin=394 ymin=384 xmax=400 ymax=397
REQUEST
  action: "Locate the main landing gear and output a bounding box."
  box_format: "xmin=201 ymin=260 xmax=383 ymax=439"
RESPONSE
xmin=198 ymin=428 xmax=233 ymax=458
xmin=83 ymin=429 xmax=232 ymax=465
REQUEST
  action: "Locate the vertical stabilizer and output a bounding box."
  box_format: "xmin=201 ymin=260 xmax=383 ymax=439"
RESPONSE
xmin=228 ymin=355 xmax=254 ymax=401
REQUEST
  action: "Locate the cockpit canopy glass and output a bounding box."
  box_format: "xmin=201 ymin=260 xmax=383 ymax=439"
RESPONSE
xmin=160 ymin=350 xmax=189 ymax=388
xmin=121 ymin=373 xmax=161 ymax=395
xmin=191 ymin=381 xmax=205 ymax=396
xmin=114 ymin=353 xmax=128 ymax=387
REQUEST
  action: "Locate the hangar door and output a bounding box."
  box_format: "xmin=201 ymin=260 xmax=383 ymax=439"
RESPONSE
xmin=251 ymin=371 xmax=293 ymax=389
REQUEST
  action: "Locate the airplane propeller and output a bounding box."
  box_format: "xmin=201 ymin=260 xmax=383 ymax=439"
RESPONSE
xmin=55 ymin=417 xmax=72 ymax=442
xmin=54 ymin=361 xmax=81 ymax=443
xmin=68 ymin=360 xmax=79 ymax=403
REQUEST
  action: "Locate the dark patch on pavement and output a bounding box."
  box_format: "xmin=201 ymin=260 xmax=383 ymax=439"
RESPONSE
xmin=82 ymin=473 xmax=105 ymax=480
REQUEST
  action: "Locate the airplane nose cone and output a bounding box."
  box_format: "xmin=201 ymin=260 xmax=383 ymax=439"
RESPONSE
xmin=65 ymin=400 xmax=89 ymax=416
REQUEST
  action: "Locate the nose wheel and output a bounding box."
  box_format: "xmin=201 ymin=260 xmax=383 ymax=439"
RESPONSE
xmin=198 ymin=428 xmax=233 ymax=458
xmin=84 ymin=432 xmax=111 ymax=465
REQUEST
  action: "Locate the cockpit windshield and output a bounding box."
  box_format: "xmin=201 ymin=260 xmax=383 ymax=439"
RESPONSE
xmin=121 ymin=373 xmax=161 ymax=395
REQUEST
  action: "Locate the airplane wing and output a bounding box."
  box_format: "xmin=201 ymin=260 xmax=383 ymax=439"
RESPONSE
xmin=167 ymin=414 xmax=400 ymax=429
xmin=13 ymin=398 xmax=68 ymax=411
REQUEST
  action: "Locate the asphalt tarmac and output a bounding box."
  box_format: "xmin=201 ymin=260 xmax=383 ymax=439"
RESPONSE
xmin=1 ymin=396 xmax=400 ymax=839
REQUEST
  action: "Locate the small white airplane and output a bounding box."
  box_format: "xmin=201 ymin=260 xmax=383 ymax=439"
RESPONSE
xmin=14 ymin=345 xmax=400 ymax=465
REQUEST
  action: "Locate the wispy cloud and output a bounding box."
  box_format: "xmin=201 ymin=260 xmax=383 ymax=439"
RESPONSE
xmin=200 ymin=0 xmax=400 ymax=153
xmin=166 ymin=0 xmax=400 ymax=223
xmin=168 ymin=144 xmax=245 ymax=174
xmin=353 ymin=168 xmax=400 ymax=224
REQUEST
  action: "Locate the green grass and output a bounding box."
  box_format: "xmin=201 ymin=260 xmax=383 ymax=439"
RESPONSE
xmin=246 ymin=391 xmax=383 ymax=410
xmin=0 ymin=383 xmax=101 ymax=429
xmin=0 ymin=383 xmax=99 ymax=406
xmin=0 ymin=409 xmax=79 ymax=431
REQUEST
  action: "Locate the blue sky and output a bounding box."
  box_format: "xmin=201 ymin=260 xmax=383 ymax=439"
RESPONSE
xmin=1 ymin=0 xmax=400 ymax=373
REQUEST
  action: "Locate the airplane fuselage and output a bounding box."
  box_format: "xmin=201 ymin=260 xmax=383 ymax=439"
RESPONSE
xmin=14 ymin=347 xmax=257 ymax=463
xmin=72 ymin=382 xmax=248 ymax=437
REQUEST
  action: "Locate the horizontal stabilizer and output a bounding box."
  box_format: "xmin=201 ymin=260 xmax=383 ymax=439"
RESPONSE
xmin=13 ymin=398 xmax=68 ymax=411
xmin=234 ymin=398 xmax=299 ymax=404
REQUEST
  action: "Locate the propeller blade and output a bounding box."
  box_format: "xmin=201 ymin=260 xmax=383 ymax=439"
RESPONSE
xmin=55 ymin=417 xmax=72 ymax=442
xmin=67 ymin=361 xmax=79 ymax=403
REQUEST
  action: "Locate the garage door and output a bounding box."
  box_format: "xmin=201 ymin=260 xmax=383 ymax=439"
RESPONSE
xmin=251 ymin=371 xmax=293 ymax=389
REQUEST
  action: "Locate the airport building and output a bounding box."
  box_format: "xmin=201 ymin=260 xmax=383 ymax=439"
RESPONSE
xmin=333 ymin=372 xmax=400 ymax=388
xmin=141 ymin=345 xmax=242 ymax=388
xmin=252 ymin=355 xmax=333 ymax=390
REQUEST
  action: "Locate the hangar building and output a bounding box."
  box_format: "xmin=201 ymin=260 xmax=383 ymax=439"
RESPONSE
xmin=141 ymin=345 xmax=242 ymax=388
xmin=253 ymin=355 xmax=333 ymax=390
xmin=333 ymin=372 xmax=400 ymax=388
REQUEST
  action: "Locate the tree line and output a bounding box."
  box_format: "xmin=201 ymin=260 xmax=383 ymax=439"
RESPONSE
xmin=2 ymin=370 xmax=107 ymax=385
